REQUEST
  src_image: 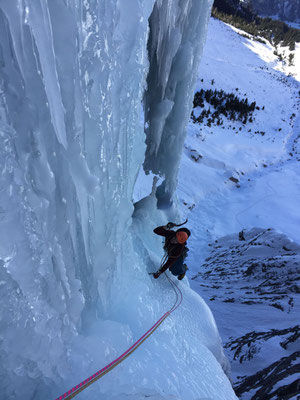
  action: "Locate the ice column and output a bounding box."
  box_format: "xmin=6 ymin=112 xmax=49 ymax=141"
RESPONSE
xmin=144 ymin=0 xmax=213 ymax=205
xmin=0 ymin=0 xmax=154 ymax=396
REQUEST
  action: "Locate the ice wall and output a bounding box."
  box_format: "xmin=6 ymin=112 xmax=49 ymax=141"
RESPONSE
xmin=0 ymin=1 xmax=236 ymax=399
xmin=144 ymin=0 xmax=213 ymax=204
xmin=0 ymin=0 xmax=154 ymax=397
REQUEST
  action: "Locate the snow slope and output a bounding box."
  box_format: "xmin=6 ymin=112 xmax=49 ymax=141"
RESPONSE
xmin=192 ymin=228 xmax=299 ymax=396
xmin=173 ymin=17 xmax=300 ymax=400
xmin=177 ymin=18 xmax=300 ymax=268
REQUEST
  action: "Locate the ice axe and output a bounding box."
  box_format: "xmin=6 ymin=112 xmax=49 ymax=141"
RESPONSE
xmin=166 ymin=218 xmax=188 ymax=229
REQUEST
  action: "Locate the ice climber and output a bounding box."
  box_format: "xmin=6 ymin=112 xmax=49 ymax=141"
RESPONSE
xmin=152 ymin=223 xmax=191 ymax=280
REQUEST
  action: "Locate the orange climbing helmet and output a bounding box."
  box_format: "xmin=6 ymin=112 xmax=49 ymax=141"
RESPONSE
xmin=176 ymin=230 xmax=189 ymax=244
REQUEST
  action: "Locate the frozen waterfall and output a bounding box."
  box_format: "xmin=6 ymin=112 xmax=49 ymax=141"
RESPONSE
xmin=0 ymin=1 xmax=237 ymax=399
xmin=144 ymin=0 xmax=212 ymax=204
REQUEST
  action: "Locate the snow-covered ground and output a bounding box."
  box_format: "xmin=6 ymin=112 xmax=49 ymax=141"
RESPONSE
xmin=178 ymin=17 xmax=300 ymax=399
xmin=135 ymin=15 xmax=300 ymax=399
xmin=177 ymin=17 xmax=300 ymax=267
xmin=191 ymin=227 xmax=300 ymax=398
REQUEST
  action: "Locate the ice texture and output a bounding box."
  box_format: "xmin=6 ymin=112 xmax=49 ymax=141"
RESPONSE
xmin=0 ymin=1 xmax=236 ymax=399
xmin=144 ymin=0 xmax=213 ymax=202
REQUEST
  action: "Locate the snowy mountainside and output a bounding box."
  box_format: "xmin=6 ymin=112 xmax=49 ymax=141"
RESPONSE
xmin=193 ymin=228 xmax=300 ymax=312
xmin=178 ymin=17 xmax=300 ymax=252
xmin=213 ymin=0 xmax=300 ymax=24
xmin=0 ymin=1 xmax=240 ymax=400
xmin=191 ymin=228 xmax=300 ymax=399
xmin=173 ymin=16 xmax=300 ymax=400
xmin=249 ymin=0 xmax=300 ymax=23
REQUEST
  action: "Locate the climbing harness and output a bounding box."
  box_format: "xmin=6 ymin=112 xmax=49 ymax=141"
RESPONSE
xmin=55 ymin=271 xmax=183 ymax=400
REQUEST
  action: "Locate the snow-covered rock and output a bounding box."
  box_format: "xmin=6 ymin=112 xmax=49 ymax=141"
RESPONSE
xmin=192 ymin=228 xmax=300 ymax=399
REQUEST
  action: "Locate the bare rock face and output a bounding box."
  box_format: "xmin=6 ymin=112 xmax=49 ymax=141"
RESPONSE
xmin=192 ymin=228 xmax=300 ymax=399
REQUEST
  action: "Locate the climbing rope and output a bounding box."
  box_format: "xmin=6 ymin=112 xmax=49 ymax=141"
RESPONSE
xmin=165 ymin=272 xmax=183 ymax=313
xmin=55 ymin=272 xmax=183 ymax=400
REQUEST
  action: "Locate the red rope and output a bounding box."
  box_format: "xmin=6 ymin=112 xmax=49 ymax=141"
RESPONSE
xmin=55 ymin=273 xmax=183 ymax=400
